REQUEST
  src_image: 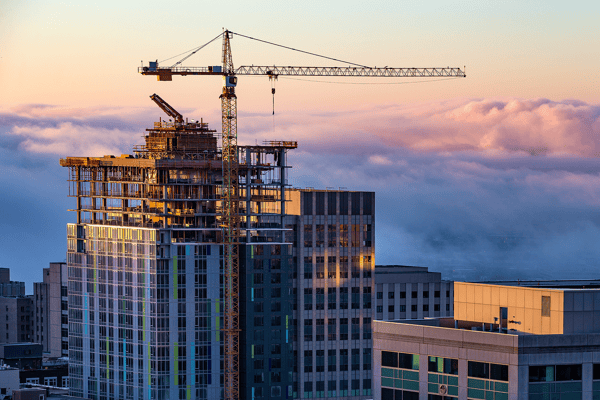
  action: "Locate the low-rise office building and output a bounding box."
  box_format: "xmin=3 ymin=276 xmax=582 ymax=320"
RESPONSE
xmin=373 ymin=281 xmax=600 ymax=400
xmin=375 ymin=266 xmax=453 ymax=321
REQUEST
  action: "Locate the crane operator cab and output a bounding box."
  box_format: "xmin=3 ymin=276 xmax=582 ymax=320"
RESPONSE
xmin=224 ymin=76 xmax=237 ymax=87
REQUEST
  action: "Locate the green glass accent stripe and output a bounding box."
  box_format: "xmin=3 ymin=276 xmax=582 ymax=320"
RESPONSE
xmin=173 ymin=256 xmax=178 ymax=300
xmin=251 ymin=245 xmax=254 ymax=258
xmin=251 ymin=344 xmax=254 ymax=359
xmin=412 ymin=355 xmax=419 ymax=370
xmin=174 ymin=342 xmax=179 ymax=385
xmin=187 ymin=386 xmax=191 ymax=400
xmin=147 ymin=342 xmax=151 ymax=373
xmin=437 ymin=357 xmax=443 ymax=373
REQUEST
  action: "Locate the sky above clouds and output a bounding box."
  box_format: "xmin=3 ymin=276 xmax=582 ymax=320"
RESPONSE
xmin=1 ymin=1 xmax=599 ymax=291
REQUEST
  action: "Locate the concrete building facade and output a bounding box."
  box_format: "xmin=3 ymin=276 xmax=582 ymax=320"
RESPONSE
xmin=375 ymin=266 xmax=453 ymax=322
xmin=373 ymin=281 xmax=600 ymax=400
xmin=33 ymin=262 xmax=68 ymax=358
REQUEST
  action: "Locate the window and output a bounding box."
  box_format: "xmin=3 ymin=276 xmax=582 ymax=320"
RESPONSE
xmin=400 ymin=291 xmax=406 ymax=299
xmin=411 ymin=305 xmax=417 ymax=312
xmin=377 ymin=291 xmax=383 ymax=299
xmin=412 ymin=291 xmax=418 ymax=298
xmin=376 ymin=305 xmax=383 ymax=313
xmin=328 ymin=350 xmax=337 ymax=371
xmin=316 ymin=350 xmax=325 ymax=372
xmin=542 ymin=296 xmax=551 ymax=317
xmin=382 ymin=352 xmax=419 ymax=370
xmin=434 ymin=290 xmax=440 ymax=298
xmin=44 ymin=377 xmax=58 ymax=386
xmin=304 ymin=351 xmax=313 ymax=373
xmin=423 ymin=291 xmax=429 ymax=298
xmin=469 ymin=361 xmax=509 ymax=381
xmin=388 ymin=305 xmax=394 ymax=313
xmin=388 ymin=292 xmax=394 ymax=299
xmin=434 ymin=304 xmax=440 ymax=312
xmin=428 ymin=356 xmax=458 ymax=375
xmin=423 ymin=304 xmax=429 ymax=312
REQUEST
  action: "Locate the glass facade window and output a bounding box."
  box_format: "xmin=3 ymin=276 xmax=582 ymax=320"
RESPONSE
xmin=467 ymin=361 xmax=509 ymax=400
xmin=529 ymin=364 xmax=582 ymax=400
xmin=428 ymin=357 xmax=459 ymax=398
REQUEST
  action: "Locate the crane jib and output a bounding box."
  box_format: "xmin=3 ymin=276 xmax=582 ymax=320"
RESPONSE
xmin=139 ymin=66 xmax=466 ymax=78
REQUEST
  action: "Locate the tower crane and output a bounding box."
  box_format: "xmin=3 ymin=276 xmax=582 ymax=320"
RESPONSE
xmin=139 ymin=29 xmax=465 ymax=400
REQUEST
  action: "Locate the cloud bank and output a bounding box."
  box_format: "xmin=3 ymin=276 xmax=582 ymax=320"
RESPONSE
xmin=1 ymin=98 xmax=599 ymax=286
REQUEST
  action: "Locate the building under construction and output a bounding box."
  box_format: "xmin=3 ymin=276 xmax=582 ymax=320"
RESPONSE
xmin=61 ymin=96 xmax=375 ymax=400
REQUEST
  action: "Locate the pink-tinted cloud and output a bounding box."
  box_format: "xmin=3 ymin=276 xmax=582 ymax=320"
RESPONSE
xmin=2 ymin=98 xmax=600 ymax=282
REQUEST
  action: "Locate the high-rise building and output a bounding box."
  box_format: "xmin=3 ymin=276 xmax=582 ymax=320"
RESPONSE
xmin=33 ymin=262 xmax=68 ymax=358
xmin=60 ymin=113 xmax=297 ymax=400
xmin=289 ymin=190 xmax=375 ymax=399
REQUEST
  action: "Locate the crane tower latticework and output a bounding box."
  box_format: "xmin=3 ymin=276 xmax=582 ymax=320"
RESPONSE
xmin=139 ymin=29 xmax=466 ymax=400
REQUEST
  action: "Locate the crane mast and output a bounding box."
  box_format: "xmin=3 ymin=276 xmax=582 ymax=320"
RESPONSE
xmin=139 ymin=29 xmax=465 ymax=400
xmin=219 ymin=30 xmax=241 ymax=400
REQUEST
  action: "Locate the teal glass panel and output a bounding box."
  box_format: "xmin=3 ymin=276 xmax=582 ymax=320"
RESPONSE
xmin=594 ymin=381 xmax=600 ymax=391
xmin=448 ymin=376 xmax=458 ymax=386
xmin=381 ymin=377 xmax=393 ymax=388
xmin=403 ymin=380 xmax=419 ymax=391
xmin=529 ymin=383 xmax=551 ymax=394
xmin=396 ymin=369 xmax=402 ymax=379
xmin=467 ymin=388 xmax=486 ymax=399
xmin=448 ymin=385 xmax=458 ymax=396
xmin=559 ymin=393 xmax=582 ymax=400
xmin=468 ymin=379 xmax=486 ymax=389
xmin=404 ymin=370 xmax=419 ymax=381
xmin=495 ymin=392 xmax=508 ymax=400
xmin=556 ymin=382 xmax=582 ymax=392
xmin=547 ymin=366 xmax=555 ymax=382
xmin=428 ymin=383 xmax=438 ymax=393
xmin=593 ymin=392 xmax=600 ymax=400
xmin=486 ymin=391 xmax=494 ymax=400
xmin=428 ymin=374 xmax=438 ymax=384
xmin=495 ymin=381 xmax=508 ymax=392
xmin=382 ymin=368 xmax=394 ymax=378
xmin=394 ymin=379 xmax=402 ymax=389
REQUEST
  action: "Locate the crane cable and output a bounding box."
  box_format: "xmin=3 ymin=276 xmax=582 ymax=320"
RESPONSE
xmin=159 ymin=33 xmax=223 ymax=68
xmin=230 ymin=31 xmax=370 ymax=68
